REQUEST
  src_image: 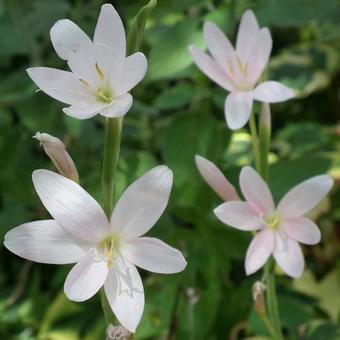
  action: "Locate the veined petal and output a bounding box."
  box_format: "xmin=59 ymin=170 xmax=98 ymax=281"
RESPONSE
xmin=50 ymin=19 xmax=93 ymax=60
xmin=27 ymin=67 xmax=89 ymax=105
xmin=189 ymin=45 xmax=234 ymax=91
xmin=195 ymin=155 xmax=239 ymax=201
xmin=63 ymin=100 xmax=108 ymax=120
xmin=110 ymin=166 xmax=173 ymax=238
xmin=282 ymin=217 xmax=321 ymax=245
xmin=121 ymin=237 xmax=187 ymax=274
xmin=224 ymin=92 xmax=253 ymax=130
xmin=4 ymin=220 xmax=89 ymax=264
xmin=32 ymin=170 xmax=110 ymax=242
xmin=64 ymin=250 xmax=109 ymax=302
xmin=273 ymin=237 xmax=304 ymax=278
xmin=245 ymin=228 xmax=275 ymax=275
xmin=104 ymin=260 xmax=144 ymax=333
xmin=214 ymin=201 xmax=262 ymax=231
xmin=277 ymin=175 xmax=334 ymax=217
xmin=117 ymin=52 xmax=147 ymax=94
xmin=203 ymin=21 xmax=235 ymax=69
xmin=252 ymin=81 xmax=295 ymax=103
xmin=240 ymin=166 xmax=274 ymax=214
xmin=100 ymin=94 xmax=133 ymax=118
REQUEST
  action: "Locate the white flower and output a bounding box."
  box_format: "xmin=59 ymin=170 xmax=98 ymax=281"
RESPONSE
xmin=27 ymin=4 xmax=147 ymax=119
xmin=189 ymin=10 xmax=295 ymax=130
xmin=4 ymin=166 xmax=187 ymax=332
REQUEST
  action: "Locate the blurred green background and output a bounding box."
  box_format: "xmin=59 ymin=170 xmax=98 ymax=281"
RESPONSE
xmin=0 ymin=0 xmax=340 ymax=339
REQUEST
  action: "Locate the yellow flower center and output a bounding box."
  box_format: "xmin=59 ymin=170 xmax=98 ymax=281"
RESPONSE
xmin=99 ymin=234 xmax=120 ymax=268
xmin=95 ymin=86 xmax=113 ymax=103
xmin=265 ymin=214 xmax=281 ymax=230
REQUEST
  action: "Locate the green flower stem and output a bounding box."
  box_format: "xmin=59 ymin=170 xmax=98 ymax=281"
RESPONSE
xmin=249 ymin=113 xmax=260 ymax=171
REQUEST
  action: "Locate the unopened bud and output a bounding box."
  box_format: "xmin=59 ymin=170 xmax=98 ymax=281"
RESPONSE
xmin=33 ymin=132 xmax=79 ymax=182
xmin=106 ymin=324 xmax=132 ymax=340
xmin=252 ymin=281 xmax=266 ymax=316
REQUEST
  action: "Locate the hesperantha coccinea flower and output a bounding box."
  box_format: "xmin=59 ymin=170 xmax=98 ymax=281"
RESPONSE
xmin=189 ymin=10 xmax=295 ymax=130
xmin=4 ymin=166 xmax=187 ymax=332
xmin=27 ymin=4 xmax=147 ymax=119
xmin=213 ymin=166 xmax=333 ymax=278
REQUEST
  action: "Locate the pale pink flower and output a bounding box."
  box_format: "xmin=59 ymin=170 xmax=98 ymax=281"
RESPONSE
xmin=4 ymin=166 xmax=186 ymax=332
xmin=189 ymin=10 xmax=295 ymax=130
xmin=214 ymin=166 xmax=333 ymax=278
xmin=27 ymin=4 xmax=147 ymax=119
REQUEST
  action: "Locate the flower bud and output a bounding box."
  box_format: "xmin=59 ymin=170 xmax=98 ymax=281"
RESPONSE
xmin=252 ymin=281 xmax=266 ymax=316
xmin=33 ymin=132 xmax=79 ymax=183
xmin=106 ymin=324 xmax=132 ymax=340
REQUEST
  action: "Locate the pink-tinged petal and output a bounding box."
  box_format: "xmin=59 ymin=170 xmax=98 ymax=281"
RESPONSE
xmin=63 ymin=100 xmax=108 ymax=120
xmin=117 ymin=52 xmax=147 ymax=94
xmin=282 ymin=217 xmax=321 ymax=245
xmin=214 ymin=201 xmax=262 ymax=231
xmin=64 ymin=250 xmax=109 ymax=302
xmin=252 ymin=81 xmax=295 ymax=103
xmin=277 ymin=175 xmax=334 ymax=217
xmin=100 ymin=94 xmax=133 ymax=118
xmin=273 ymin=237 xmax=304 ymax=278
xmin=32 ymin=170 xmax=110 ymax=242
xmin=224 ymin=92 xmax=253 ymax=130
xmin=4 ymin=220 xmax=89 ymax=264
xmin=240 ymin=166 xmax=274 ymax=214
xmin=245 ymin=228 xmax=275 ymax=275
xmin=247 ymin=28 xmax=272 ymax=85
xmin=195 ymin=155 xmax=239 ymax=201
xmin=121 ymin=237 xmax=187 ymax=274
xmin=50 ymin=19 xmax=93 ymax=60
xmin=189 ymin=45 xmax=234 ymax=91
xmin=110 ymin=166 xmax=173 ymax=238
xmin=27 ymin=67 xmax=90 ymax=105
xmin=203 ymin=21 xmax=235 ymax=69
xmin=104 ymin=261 xmax=144 ymax=333
xmin=236 ymin=10 xmax=260 ymax=62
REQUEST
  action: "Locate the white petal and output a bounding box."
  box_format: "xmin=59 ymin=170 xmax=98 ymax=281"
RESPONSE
xmin=282 ymin=217 xmax=321 ymax=245
xmin=50 ymin=19 xmax=93 ymax=60
xmin=277 ymin=175 xmax=334 ymax=217
xmin=32 ymin=170 xmax=110 ymax=242
xmin=203 ymin=21 xmax=235 ymax=69
xmin=104 ymin=261 xmax=144 ymax=333
xmin=236 ymin=10 xmax=260 ymax=62
xmin=224 ymin=92 xmax=253 ymax=130
xmin=240 ymin=166 xmax=274 ymax=214
xmin=100 ymin=94 xmax=133 ymax=118
xmin=4 ymin=220 xmax=89 ymax=264
xmin=214 ymin=201 xmax=262 ymax=231
xmin=110 ymin=166 xmax=173 ymax=238
xmin=64 ymin=250 xmax=109 ymax=302
xmin=195 ymin=155 xmax=239 ymax=201
xmin=189 ymin=45 xmax=234 ymax=91
xmin=63 ymin=100 xmax=108 ymax=120
xmin=117 ymin=53 xmax=147 ymax=94
xmin=273 ymin=237 xmax=304 ymax=278
xmin=245 ymin=228 xmax=274 ymax=275
xmin=27 ymin=67 xmax=89 ymax=105
xmin=252 ymin=81 xmax=295 ymax=103
xmin=121 ymin=237 xmax=187 ymax=274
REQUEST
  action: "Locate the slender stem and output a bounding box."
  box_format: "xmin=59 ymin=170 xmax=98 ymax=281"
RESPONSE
xmin=249 ymin=113 xmax=260 ymax=171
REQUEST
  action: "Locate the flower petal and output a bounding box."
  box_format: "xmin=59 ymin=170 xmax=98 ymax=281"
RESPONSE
xmin=189 ymin=45 xmax=234 ymax=91
xmin=110 ymin=166 xmax=173 ymax=238
xmin=32 ymin=170 xmax=110 ymax=242
xmin=117 ymin=52 xmax=147 ymax=94
xmin=214 ymin=201 xmax=262 ymax=231
xmin=27 ymin=67 xmax=89 ymax=105
xmin=252 ymin=81 xmax=295 ymax=103
xmin=224 ymin=92 xmax=253 ymax=130
xmin=63 ymin=100 xmax=108 ymax=119
xmin=273 ymin=237 xmax=304 ymax=278
xmin=4 ymin=220 xmax=89 ymax=264
xmin=245 ymin=228 xmax=275 ymax=275
xmin=121 ymin=237 xmax=187 ymax=274
xmin=104 ymin=261 xmax=144 ymax=333
xmin=100 ymin=94 xmax=133 ymax=118
xmin=282 ymin=217 xmax=321 ymax=245
xmin=195 ymin=155 xmax=239 ymax=201
xmin=240 ymin=166 xmax=274 ymax=214
xmin=203 ymin=21 xmax=235 ymax=69
xmin=64 ymin=250 xmax=109 ymax=302
xmin=277 ymin=175 xmax=334 ymax=217
xmin=50 ymin=19 xmax=93 ymax=60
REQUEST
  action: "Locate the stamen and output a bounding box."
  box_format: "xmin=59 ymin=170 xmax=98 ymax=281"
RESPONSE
xmin=95 ymin=63 xmax=105 ymax=81
xmin=236 ymin=56 xmax=248 ymax=76
xmin=227 ymin=59 xmax=235 ymax=76
xmin=265 ymin=215 xmax=280 ymax=230
xmin=79 ymin=78 xmax=90 ymax=89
